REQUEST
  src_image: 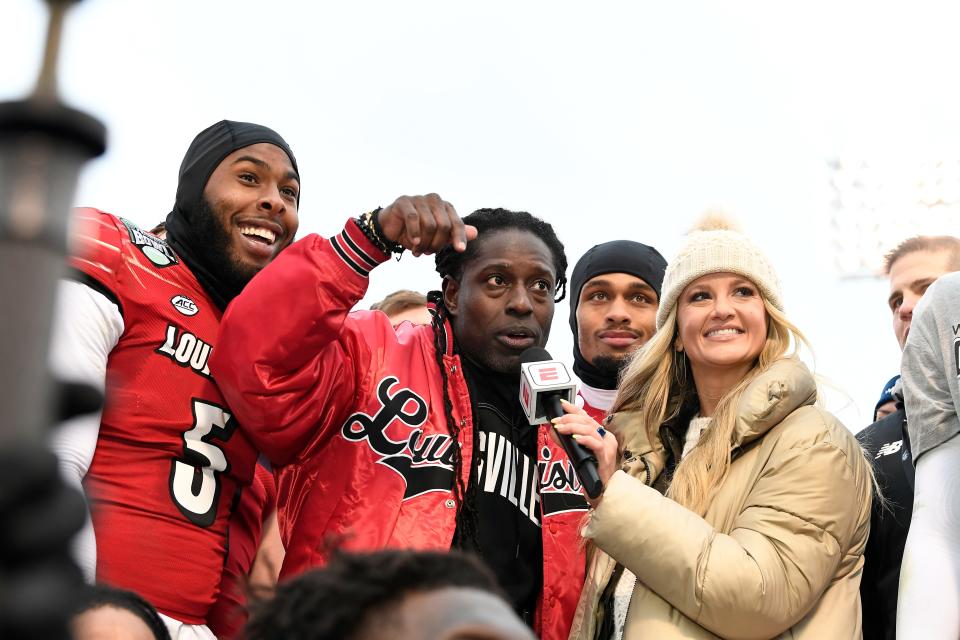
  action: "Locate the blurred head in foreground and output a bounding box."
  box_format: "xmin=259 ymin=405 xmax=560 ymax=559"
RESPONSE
xmin=71 ymin=584 xmax=170 ymax=640
xmin=246 ymin=549 xmax=534 ymax=640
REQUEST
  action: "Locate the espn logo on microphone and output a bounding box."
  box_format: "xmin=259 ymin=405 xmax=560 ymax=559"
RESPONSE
xmin=519 ymin=359 xmax=576 ymax=425
xmin=528 ymin=363 xmax=570 ymax=385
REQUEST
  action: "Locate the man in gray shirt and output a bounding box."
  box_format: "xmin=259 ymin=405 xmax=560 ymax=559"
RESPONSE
xmin=897 ymin=270 xmax=960 ymax=639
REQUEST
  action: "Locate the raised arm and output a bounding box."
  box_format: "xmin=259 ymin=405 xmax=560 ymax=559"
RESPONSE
xmin=211 ymin=220 xmax=388 ymax=465
xmin=211 ymin=195 xmax=474 ymax=465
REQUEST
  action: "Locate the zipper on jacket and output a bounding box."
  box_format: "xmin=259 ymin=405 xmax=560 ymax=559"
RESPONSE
xmin=621 ymin=572 xmax=637 ymax=640
xmin=621 ymin=453 xmax=651 ymax=487
xmin=619 ymin=457 xmax=646 ymax=639
xmin=597 ymin=452 xmax=650 ymax=640
xmin=595 ymin=562 xmax=624 ymax=639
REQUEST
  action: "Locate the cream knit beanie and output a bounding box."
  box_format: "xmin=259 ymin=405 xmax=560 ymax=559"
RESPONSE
xmin=656 ymin=214 xmax=783 ymax=330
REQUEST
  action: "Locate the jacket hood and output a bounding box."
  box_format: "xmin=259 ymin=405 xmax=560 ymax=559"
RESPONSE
xmin=733 ymin=358 xmax=817 ymax=447
xmin=609 ymin=358 xmax=817 ymax=456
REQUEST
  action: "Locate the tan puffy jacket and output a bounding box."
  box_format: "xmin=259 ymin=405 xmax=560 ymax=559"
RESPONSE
xmin=569 ymin=358 xmax=872 ymax=640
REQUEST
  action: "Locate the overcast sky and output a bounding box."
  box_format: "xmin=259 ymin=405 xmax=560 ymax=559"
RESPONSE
xmin=5 ymin=0 xmax=960 ymax=428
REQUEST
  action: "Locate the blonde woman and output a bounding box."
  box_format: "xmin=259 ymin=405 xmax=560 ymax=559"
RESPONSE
xmin=554 ymin=219 xmax=872 ymax=639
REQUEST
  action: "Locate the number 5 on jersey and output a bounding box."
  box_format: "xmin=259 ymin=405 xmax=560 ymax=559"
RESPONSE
xmin=169 ymin=399 xmax=237 ymax=527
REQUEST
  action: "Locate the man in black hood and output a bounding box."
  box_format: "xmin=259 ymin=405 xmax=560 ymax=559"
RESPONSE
xmin=50 ymin=121 xmax=299 ymax=638
xmin=568 ymin=240 xmax=666 ymax=422
xmin=164 ymin=120 xmax=301 ymax=309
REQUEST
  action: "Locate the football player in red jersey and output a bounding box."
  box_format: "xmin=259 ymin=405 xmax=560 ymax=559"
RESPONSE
xmin=49 ymin=120 xmax=300 ymax=639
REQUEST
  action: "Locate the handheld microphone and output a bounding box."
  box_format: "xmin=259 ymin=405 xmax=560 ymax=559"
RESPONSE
xmin=519 ymin=347 xmax=604 ymax=499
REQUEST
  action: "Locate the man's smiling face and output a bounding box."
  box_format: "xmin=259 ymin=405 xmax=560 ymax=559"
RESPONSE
xmin=202 ymin=142 xmax=300 ymax=281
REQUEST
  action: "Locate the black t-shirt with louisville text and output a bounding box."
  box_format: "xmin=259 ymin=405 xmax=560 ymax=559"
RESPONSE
xmin=455 ymin=357 xmax=543 ymax=626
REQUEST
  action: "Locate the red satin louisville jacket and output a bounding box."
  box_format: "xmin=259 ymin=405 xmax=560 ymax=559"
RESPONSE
xmin=210 ymin=219 xmax=588 ymax=639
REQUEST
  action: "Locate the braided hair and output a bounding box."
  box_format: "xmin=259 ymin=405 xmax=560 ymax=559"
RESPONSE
xmin=430 ymin=207 xmax=567 ymax=547
xmin=434 ymin=208 xmax=568 ymax=302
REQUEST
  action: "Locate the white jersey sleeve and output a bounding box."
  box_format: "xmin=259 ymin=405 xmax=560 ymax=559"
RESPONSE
xmin=47 ymin=279 xmax=123 ymax=583
xmin=898 ymin=272 xmax=960 ymax=639
xmin=897 ymin=436 xmax=960 ymax=639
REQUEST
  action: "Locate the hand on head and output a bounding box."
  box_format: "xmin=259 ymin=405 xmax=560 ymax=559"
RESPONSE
xmin=377 ymin=194 xmax=478 ymax=256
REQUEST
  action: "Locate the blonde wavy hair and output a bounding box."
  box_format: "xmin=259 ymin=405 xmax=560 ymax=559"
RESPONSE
xmin=611 ymin=294 xmax=810 ymax=516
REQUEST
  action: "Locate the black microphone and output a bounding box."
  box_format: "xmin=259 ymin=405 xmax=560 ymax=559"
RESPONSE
xmin=518 ymin=347 xmax=603 ymax=499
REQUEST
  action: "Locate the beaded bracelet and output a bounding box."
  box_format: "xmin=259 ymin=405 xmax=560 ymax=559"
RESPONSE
xmin=354 ymin=209 xmax=383 ymax=251
xmin=369 ymin=207 xmax=403 ymax=254
xmin=355 ymin=208 xmax=402 ymax=255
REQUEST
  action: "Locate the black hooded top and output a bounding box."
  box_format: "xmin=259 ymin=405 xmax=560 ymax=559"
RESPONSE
xmin=164 ymin=120 xmax=299 ymax=311
xmin=568 ymin=240 xmax=667 ymax=390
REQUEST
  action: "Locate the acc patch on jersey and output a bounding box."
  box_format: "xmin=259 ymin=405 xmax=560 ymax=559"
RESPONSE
xmin=171 ymin=295 xmax=199 ymax=316
xmin=120 ymin=217 xmax=178 ymax=267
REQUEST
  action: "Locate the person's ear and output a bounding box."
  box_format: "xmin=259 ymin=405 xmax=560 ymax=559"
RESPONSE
xmin=442 ymin=276 xmax=460 ymax=316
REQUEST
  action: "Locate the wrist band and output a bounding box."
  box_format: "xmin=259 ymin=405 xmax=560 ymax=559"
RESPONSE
xmin=355 ymin=208 xmax=402 ymax=255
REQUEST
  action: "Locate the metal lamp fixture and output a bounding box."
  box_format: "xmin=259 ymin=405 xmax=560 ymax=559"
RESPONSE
xmin=0 ymin=0 xmax=106 ymax=442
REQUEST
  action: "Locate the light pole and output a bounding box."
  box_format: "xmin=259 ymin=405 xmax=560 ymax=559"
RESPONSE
xmin=0 ymin=0 xmax=106 ymax=443
xmin=0 ymin=3 xmax=105 ymax=637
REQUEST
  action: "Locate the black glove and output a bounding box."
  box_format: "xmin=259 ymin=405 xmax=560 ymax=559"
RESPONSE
xmin=0 ymin=438 xmax=88 ymax=639
xmin=55 ymin=379 xmax=102 ymax=423
xmin=0 ymin=378 xmax=102 ymax=638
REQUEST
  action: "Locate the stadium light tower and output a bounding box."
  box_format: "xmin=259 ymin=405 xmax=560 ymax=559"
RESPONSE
xmin=828 ymin=156 xmax=960 ymax=278
xmin=0 ymin=0 xmax=105 ymax=442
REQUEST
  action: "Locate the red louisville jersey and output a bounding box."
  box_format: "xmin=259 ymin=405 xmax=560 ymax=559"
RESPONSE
xmin=208 ymin=462 xmax=277 ymax=639
xmin=70 ymin=208 xmax=258 ymax=624
xmin=579 ymin=395 xmax=607 ymax=425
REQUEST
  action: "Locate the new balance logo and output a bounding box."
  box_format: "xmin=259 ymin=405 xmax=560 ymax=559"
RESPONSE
xmin=876 ymin=440 xmax=903 ymax=458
